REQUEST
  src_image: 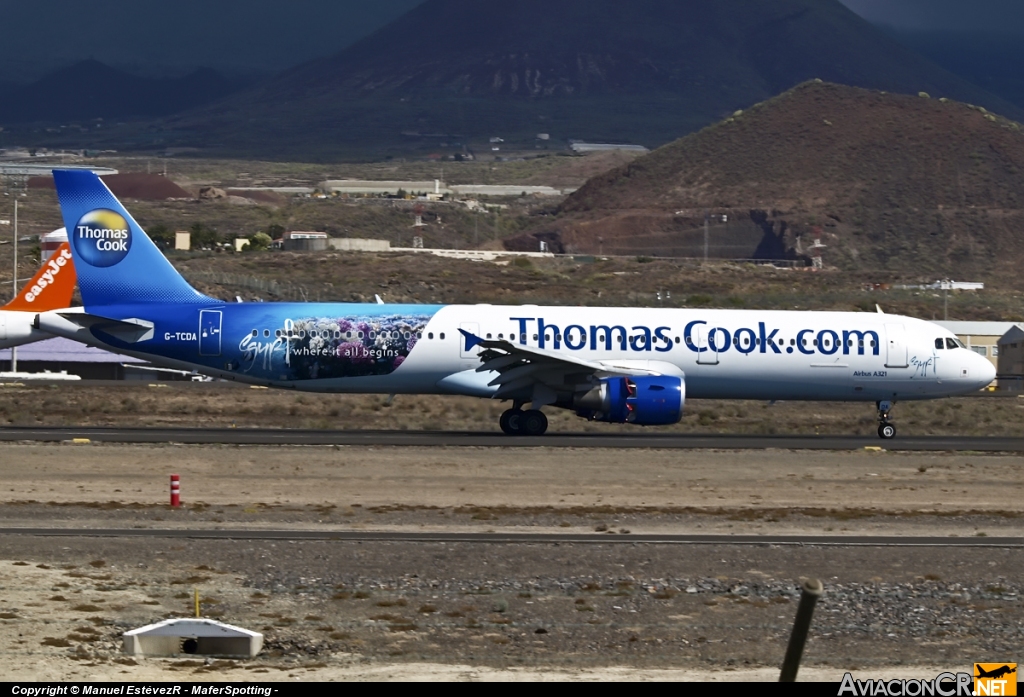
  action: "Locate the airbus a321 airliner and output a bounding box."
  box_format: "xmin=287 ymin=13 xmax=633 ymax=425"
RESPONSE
xmin=39 ymin=170 xmax=995 ymax=438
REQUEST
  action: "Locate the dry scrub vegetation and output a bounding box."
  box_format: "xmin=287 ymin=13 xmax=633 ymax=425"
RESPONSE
xmin=0 ymin=382 xmax=1021 ymax=436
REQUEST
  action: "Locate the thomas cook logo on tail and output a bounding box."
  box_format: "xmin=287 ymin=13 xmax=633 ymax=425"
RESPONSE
xmin=73 ymin=209 xmax=131 ymax=267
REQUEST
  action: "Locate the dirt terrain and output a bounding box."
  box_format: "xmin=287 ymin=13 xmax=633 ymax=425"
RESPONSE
xmin=0 ymin=442 xmax=1019 ymax=681
xmin=2 ymin=382 xmax=1023 ymax=438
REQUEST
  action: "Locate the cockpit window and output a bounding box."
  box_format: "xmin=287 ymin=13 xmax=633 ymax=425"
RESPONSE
xmin=935 ymin=338 xmax=945 ymax=350
xmin=946 ymin=338 xmax=960 ymax=350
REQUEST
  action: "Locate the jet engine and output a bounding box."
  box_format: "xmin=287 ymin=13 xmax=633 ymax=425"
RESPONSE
xmin=573 ymin=376 xmax=685 ymax=425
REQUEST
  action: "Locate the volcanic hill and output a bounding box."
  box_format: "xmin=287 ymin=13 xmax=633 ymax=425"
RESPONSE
xmin=161 ymin=0 xmax=1018 ymax=159
xmin=528 ymin=81 xmax=1024 ymax=278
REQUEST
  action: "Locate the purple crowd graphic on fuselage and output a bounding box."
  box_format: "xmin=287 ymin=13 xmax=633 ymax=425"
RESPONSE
xmin=237 ymin=313 xmax=433 ymax=380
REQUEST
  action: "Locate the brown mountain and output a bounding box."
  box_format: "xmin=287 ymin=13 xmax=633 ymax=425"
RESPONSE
xmin=161 ymin=0 xmax=1021 ymax=159
xmin=522 ymin=81 xmax=1024 ymax=278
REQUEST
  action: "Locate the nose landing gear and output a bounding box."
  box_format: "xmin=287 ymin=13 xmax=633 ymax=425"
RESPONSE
xmin=876 ymin=400 xmax=896 ymax=439
xmin=499 ymin=405 xmax=548 ymax=436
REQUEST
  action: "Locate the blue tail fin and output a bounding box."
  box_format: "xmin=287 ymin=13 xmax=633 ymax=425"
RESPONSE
xmin=52 ymin=169 xmax=213 ymax=307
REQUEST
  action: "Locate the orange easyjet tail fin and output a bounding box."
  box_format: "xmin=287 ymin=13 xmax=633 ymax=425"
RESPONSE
xmin=2 ymin=242 xmax=77 ymax=311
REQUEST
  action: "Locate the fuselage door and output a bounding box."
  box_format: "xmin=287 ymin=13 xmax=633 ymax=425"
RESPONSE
xmin=460 ymin=322 xmax=481 ymax=359
xmin=884 ymin=323 xmax=908 ymax=368
xmin=199 ymin=309 xmax=223 ymax=357
xmin=696 ymin=324 xmax=720 ymax=365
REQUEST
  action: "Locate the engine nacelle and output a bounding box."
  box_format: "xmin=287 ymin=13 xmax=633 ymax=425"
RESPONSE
xmin=574 ymin=375 xmax=685 ymax=426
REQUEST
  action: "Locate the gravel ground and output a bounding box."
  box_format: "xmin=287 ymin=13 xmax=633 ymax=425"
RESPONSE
xmin=0 ymin=540 xmax=1018 ymax=680
xmin=0 ymin=442 xmax=1019 ymax=680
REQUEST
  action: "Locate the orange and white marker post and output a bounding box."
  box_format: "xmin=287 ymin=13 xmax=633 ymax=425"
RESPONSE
xmin=170 ymin=474 xmax=181 ymax=507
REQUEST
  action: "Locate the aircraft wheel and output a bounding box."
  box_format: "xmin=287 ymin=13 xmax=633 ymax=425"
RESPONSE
xmin=877 ymin=423 xmax=896 ymax=440
xmin=500 ymin=409 xmax=523 ymax=435
xmin=521 ymin=409 xmax=549 ymax=436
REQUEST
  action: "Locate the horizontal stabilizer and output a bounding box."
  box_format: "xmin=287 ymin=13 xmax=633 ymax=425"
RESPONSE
xmin=58 ymin=312 xmax=154 ymax=343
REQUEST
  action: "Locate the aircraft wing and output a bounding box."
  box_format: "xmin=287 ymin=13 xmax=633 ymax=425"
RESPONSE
xmin=461 ymin=329 xmax=683 ymax=406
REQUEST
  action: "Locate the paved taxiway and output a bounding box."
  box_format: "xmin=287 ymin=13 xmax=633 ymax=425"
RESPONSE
xmin=1 ymin=527 xmax=1021 ymax=546
xmin=1 ymin=426 xmax=1023 ymax=450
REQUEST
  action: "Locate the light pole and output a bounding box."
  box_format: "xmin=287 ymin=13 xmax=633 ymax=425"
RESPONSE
xmin=704 ymin=211 xmax=709 ymax=262
xmin=11 ymin=199 xmax=17 ymax=372
xmin=943 ymin=280 xmax=949 ymax=321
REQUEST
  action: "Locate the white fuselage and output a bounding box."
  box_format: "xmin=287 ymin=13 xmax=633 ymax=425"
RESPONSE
xmin=400 ymin=306 xmax=995 ymax=402
xmin=0 ymin=310 xmax=54 ymax=350
xmin=40 ymin=304 xmax=994 ymax=402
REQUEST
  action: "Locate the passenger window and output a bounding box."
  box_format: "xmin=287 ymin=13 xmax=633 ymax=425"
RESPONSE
xmin=675 ymin=337 xmax=680 ymax=344
xmin=428 ymin=333 xmax=434 ymax=339
xmin=946 ymin=338 xmax=958 ymax=350
xmin=520 ymin=334 xmax=526 ymax=342
xmin=264 ymin=330 xmax=270 ymax=338
xmin=440 ymin=333 xmax=446 ymax=340
xmin=533 ymin=334 xmax=539 ymax=341
xmin=486 ymin=333 xmax=492 ymax=339
xmin=251 ymin=330 xmax=257 ymax=337
xmin=935 ymin=338 xmax=945 ymax=350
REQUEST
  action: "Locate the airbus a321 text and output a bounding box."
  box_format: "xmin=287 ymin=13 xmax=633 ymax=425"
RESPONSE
xmin=38 ymin=170 xmax=995 ymax=438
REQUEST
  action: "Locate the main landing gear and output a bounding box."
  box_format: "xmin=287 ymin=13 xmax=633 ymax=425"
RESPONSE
xmin=500 ymin=406 xmax=549 ymax=436
xmin=876 ymin=400 xmax=896 ymax=440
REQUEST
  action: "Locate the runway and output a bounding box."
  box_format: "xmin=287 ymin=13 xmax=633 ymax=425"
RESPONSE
xmin=1 ymin=527 xmax=1021 ymax=546
xmin=0 ymin=426 xmax=1022 ymax=450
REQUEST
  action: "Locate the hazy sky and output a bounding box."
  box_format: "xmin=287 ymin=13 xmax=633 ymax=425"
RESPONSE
xmin=0 ymin=0 xmax=1020 ymax=82
xmin=839 ymin=0 xmax=1024 ymax=34
xmin=0 ymin=0 xmax=424 ymax=79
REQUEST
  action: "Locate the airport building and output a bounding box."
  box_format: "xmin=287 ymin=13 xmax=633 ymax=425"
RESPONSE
xmin=274 ymin=231 xmax=329 ymax=252
xmin=997 ymin=326 xmax=1024 ymax=393
xmin=0 ymin=338 xmax=181 ymax=381
xmin=317 ymin=180 xmax=569 ymax=197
